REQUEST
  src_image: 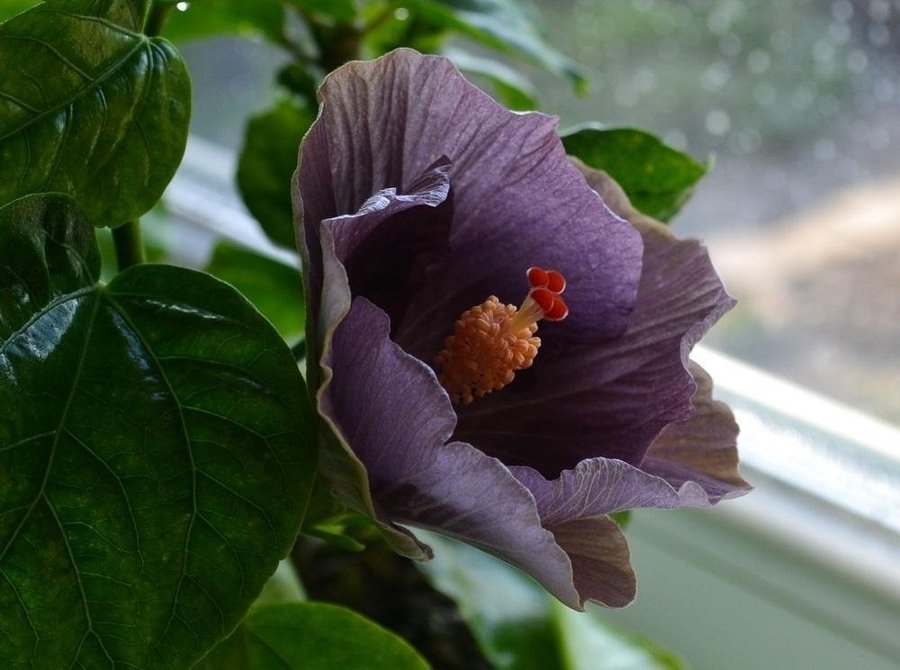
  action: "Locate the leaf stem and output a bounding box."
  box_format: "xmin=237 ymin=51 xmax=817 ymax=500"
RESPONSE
xmin=145 ymin=2 xmax=175 ymax=37
xmin=112 ymin=221 xmax=146 ymax=272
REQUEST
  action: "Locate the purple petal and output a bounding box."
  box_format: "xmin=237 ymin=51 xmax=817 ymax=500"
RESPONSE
xmin=379 ymin=440 xmax=582 ymax=608
xmin=512 ymin=459 xmax=707 ymax=525
xmin=642 ymin=362 xmax=750 ymax=503
xmin=295 ymin=48 xmax=643 ymax=362
xmin=508 ymin=366 xmax=749 ymax=524
xmin=309 ymin=160 xmax=446 ymax=554
xmin=454 ymin=183 xmax=735 ymax=475
xmin=548 ymin=517 xmax=635 ymax=608
xmin=322 ymin=298 xmax=457 ymax=487
xmin=322 ymin=297 xmax=583 ymax=607
xmin=323 ymin=158 xmax=453 ymax=333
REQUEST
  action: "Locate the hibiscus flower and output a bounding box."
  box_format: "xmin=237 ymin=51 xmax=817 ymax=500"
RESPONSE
xmin=293 ymin=48 xmax=749 ymax=609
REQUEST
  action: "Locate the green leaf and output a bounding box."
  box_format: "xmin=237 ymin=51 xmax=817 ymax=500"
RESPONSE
xmin=0 ymin=0 xmax=40 ymax=22
xmin=0 ymin=193 xmax=101 ymax=309
xmin=561 ymin=127 xmax=708 ymax=222
xmin=611 ymin=510 xmax=631 ymax=530
xmin=443 ymin=46 xmax=538 ymax=110
xmin=0 ymin=0 xmax=190 ymax=225
xmin=0 ymin=194 xmax=316 ymax=668
xmin=205 ymin=242 xmax=305 ymax=341
xmin=416 ymin=533 xmax=562 ymax=670
xmin=253 ymin=559 xmax=306 ymax=607
xmin=2 ymin=1 xmax=149 ymax=28
xmin=158 ymin=0 xmax=285 ymax=43
xmin=288 ymin=0 xmax=357 ymax=23
xmin=418 ymin=532 xmax=683 ymax=670
xmin=300 ymin=474 xmax=371 ymax=551
xmin=408 ymin=0 xmax=586 ymax=91
xmin=553 ymin=603 xmax=684 ymax=670
xmin=237 ymin=98 xmax=316 ymax=249
xmin=276 ymin=63 xmax=322 ymax=104
xmin=196 ymin=602 xmax=432 ymax=669
xmin=78 ymin=0 xmax=152 ymax=31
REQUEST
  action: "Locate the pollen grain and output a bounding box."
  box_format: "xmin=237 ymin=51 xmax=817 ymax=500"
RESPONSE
xmin=435 ymin=296 xmax=540 ymax=405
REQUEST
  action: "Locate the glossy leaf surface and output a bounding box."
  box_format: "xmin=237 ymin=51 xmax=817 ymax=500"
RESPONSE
xmin=196 ymin=602 xmax=431 ymax=670
xmin=0 ymin=194 xmax=101 ymax=317
xmin=418 ymin=532 xmax=683 ymax=670
xmin=0 ymin=195 xmax=316 ymax=668
xmin=237 ymin=98 xmax=316 ymax=249
xmin=0 ymin=0 xmax=190 ymax=225
xmin=562 ymin=127 xmax=707 ymax=222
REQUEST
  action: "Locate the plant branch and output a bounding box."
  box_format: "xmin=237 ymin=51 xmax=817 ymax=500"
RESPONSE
xmin=112 ymin=221 xmax=146 ymax=272
xmin=145 ymin=1 xmax=175 ymax=37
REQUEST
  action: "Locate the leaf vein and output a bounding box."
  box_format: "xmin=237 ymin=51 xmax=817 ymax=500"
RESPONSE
xmin=0 ymin=34 xmax=91 ymax=80
xmin=35 ymin=8 xmax=139 ymax=34
xmin=157 ymin=354 xmax=269 ymax=387
xmin=195 ymin=513 xmax=246 ymax=595
xmin=0 ymin=430 xmax=54 ymax=453
xmin=0 ymin=89 xmax=39 ymax=113
xmin=65 ymin=428 xmax=145 ymax=566
xmin=0 ymin=287 xmax=95 ymax=357
xmin=245 ymin=628 xmax=295 ymax=670
xmin=44 ymin=495 xmax=116 ymax=668
xmin=198 ymin=470 xmax=278 ymax=536
xmin=0 ymin=292 xmax=100 ymax=569
xmin=101 ymin=292 xmax=200 ymax=650
xmin=0 ymin=566 xmax=38 ymax=653
xmin=0 ymin=34 xmax=147 ymax=143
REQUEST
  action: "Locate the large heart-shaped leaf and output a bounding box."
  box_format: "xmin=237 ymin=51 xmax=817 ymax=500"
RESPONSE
xmin=0 ymin=195 xmax=316 ymax=669
xmin=196 ymin=602 xmax=431 ymax=669
xmin=561 ymin=127 xmax=707 ymax=223
xmin=4 ymin=1 xmax=145 ymax=26
xmin=0 ymin=0 xmax=190 ymax=226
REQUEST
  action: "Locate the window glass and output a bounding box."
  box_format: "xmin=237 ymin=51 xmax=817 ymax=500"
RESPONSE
xmin=531 ymin=0 xmax=900 ymax=427
xmin=178 ymin=1 xmax=900 ymax=429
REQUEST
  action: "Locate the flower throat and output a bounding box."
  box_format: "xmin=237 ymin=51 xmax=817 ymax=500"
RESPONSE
xmin=434 ymin=267 xmax=569 ymax=405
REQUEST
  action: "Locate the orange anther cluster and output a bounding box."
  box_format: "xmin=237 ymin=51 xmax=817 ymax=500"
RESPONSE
xmin=435 ymin=267 xmax=568 ymax=405
xmin=435 ymin=296 xmax=540 ymax=405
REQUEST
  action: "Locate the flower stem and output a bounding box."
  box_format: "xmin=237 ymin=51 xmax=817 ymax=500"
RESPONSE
xmin=112 ymin=221 xmax=146 ymax=272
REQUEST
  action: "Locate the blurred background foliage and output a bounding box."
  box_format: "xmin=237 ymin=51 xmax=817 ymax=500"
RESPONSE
xmin=3 ymin=0 xmax=896 ymax=664
xmin=167 ymin=0 xmax=900 ymax=426
xmin=6 ymin=0 xmax=892 ymax=458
